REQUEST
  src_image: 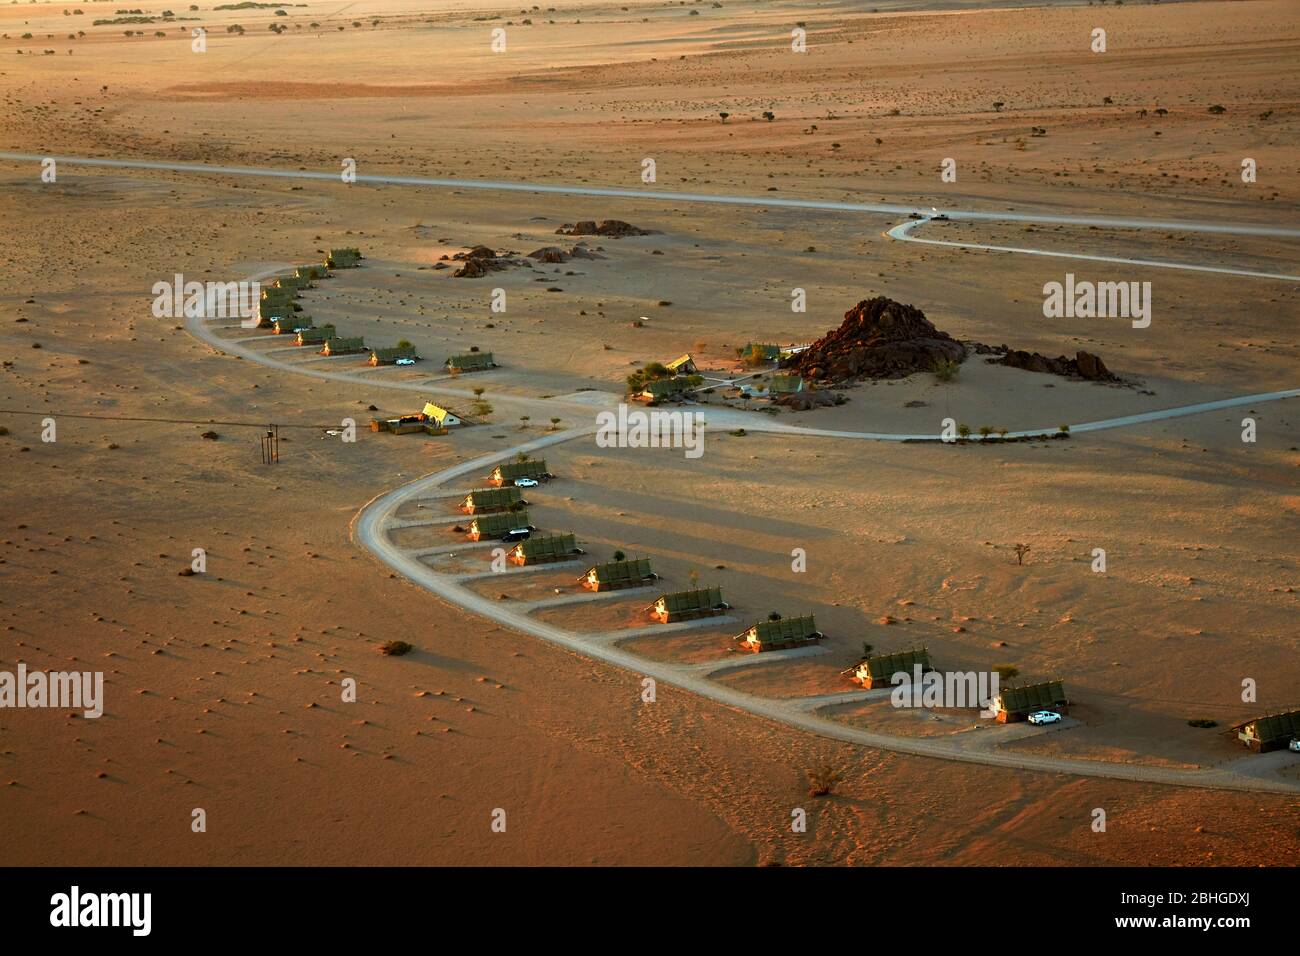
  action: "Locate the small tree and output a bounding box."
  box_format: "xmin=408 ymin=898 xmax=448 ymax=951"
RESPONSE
xmin=613 ymin=550 xmax=626 ymax=562
xmin=992 ymin=101 xmax=1005 ymax=112
xmin=768 ymin=611 xmax=782 ymax=621
xmin=719 ymin=111 xmax=730 ymax=123
xmin=1013 ymin=543 xmax=1030 ymax=565
xmin=861 ymin=641 xmax=874 ymax=660
xmin=993 ymin=664 xmax=1019 ymax=681
xmin=957 ymin=423 xmax=971 ymax=439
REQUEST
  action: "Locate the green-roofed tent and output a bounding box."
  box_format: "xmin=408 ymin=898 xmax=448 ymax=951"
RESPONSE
xmin=513 ymin=533 xmax=580 ymax=565
xmin=855 ymin=647 xmax=932 ymax=688
xmin=650 ymin=586 xmax=726 ymax=622
xmin=641 ymin=377 xmax=689 ymax=401
xmin=322 ymin=336 xmax=366 ymax=355
xmin=462 ymin=486 xmax=523 ymax=514
xmin=274 ymin=275 xmax=314 ymax=291
xmin=326 ymin=247 xmax=363 ymax=269
xmin=296 ymin=264 xmax=330 ymax=280
xmin=738 ymin=614 xmax=820 ymax=651
xmin=993 ymin=680 xmax=1069 ymax=722
xmin=580 ymin=558 xmax=655 ymax=591
xmin=370 ymin=346 xmax=420 ymax=365
xmin=272 ymin=315 xmax=313 ymax=335
xmin=491 ymin=459 xmax=549 ymax=484
xmin=468 ymin=511 xmax=530 ymax=540
xmin=296 ymin=325 xmax=336 ymax=345
xmin=1232 ymin=709 xmax=1300 ymax=752
xmin=446 ymin=352 xmax=496 ymax=372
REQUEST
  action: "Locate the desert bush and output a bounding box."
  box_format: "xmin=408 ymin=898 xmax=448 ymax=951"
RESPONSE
xmin=806 ymin=765 xmax=844 ymax=797
xmin=380 ymin=640 xmax=413 ymax=657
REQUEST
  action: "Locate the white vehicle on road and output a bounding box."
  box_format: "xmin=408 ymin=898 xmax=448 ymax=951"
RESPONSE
xmin=395 ymin=357 xmax=416 ymax=366
xmin=1289 ymin=737 xmax=1300 ymax=753
xmin=1027 ymin=710 xmax=1062 ymax=726
xmin=514 ymin=477 xmax=540 ymax=488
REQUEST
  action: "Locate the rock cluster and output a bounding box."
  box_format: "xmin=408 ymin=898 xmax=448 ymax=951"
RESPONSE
xmin=995 ymin=348 xmax=1117 ymax=381
xmin=783 ymin=296 xmax=967 ymax=381
xmin=555 ymin=219 xmax=651 ymax=237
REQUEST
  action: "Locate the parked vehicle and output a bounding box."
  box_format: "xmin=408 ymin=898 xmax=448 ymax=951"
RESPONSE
xmin=1027 ymin=710 xmax=1062 ymax=726
xmin=395 ymin=357 xmax=416 ymax=366
xmin=1289 ymin=737 xmax=1300 ymax=753
xmin=514 ymin=478 xmax=540 ymax=488
xmin=499 ymin=526 xmax=535 ymax=542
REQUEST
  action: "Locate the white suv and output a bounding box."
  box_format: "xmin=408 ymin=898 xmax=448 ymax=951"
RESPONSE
xmin=1027 ymin=710 xmax=1062 ymax=726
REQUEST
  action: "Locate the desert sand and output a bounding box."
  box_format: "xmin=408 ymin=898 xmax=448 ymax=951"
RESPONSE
xmin=1 ymin=0 xmax=1297 ymax=866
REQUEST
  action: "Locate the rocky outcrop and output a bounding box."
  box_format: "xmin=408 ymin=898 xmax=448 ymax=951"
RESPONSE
xmin=783 ymin=296 xmax=967 ymax=382
xmin=449 ymin=245 xmax=523 ymax=278
xmin=776 ymin=389 xmax=843 ymax=411
xmin=555 ymin=219 xmax=651 ymax=237
xmin=526 ymin=243 xmax=604 ymax=264
xmin=996 ymin=348 xmax=1117 ymax=382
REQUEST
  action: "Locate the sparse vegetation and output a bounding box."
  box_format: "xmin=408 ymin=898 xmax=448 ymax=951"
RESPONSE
xmin=380 ymin=640 xmax=413 ymax=657
xmin=806 ymin=764 xmax=844 ymax=797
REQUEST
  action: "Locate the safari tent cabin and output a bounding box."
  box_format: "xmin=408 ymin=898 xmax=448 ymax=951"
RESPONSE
xmin=638 ymin=377 xmax=690 ymax=403
xmin=461 ymin=487 xmax=523 ymax=515
xmin=736 ymin=615 xmax=821 ymax=652
xmin=511 ymin=533 xmax=581 ymax=566
xmin=649 ymin=587 xmax=727 ymax=623
xmin=666 ymin=353 xmax=698 ymax=375
xmin=272 ymin=315 xmax=312 ymax=335
xmin=370 ymin=414 xmax=426 ymax=435
xmin=273 ymin=274 xmax=314 ymax=292
xmin=853 ymin=647 xmax=933 ymax=689
xmin=326 ymin=247 xmax=363 ymax=269
xmin=990 ymin=680 xmax=1069 ymax=723
xmin=445 ymin=351 xmax=496 ymax=373
xmin=1230 ymin=709 xmax=1300 ymax=752
xmin=321 ymin=336 xmax=366 ymax=356
xmin=468 ymin=511 xmax=528 ymax=541
xmin=295 ymin=264 xmax=330 ymax=281
xmin=422 ymin=403 xmax=462 ymax=428
xmin=295 ymin=325 xmax=336 ymax=346
xmin=489 ymin=459 xmax=549 ymax=486
xmin=579 ymin=558 xmax=656 ymax=592
xmin=369 ymin=346 xmax=420 ymax=366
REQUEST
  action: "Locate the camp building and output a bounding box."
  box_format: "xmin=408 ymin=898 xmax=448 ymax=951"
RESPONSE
xmin=990 ymin=680 xmax=1069 ymax=723
xmin=422 ymin=402 xmax=462 ymax=428
xmin=274 ymin=274 xmax=314 ymax=292
xmin=321 ymin=336 xmax=366 ymax=356
xmin=461 ymin=487 xmax=524 ymax=515
xmin=272 ymin=315 xmax=312 ymax=335
xmin=853 ymin=647 xmax=933 ymax=689
xmin=511 ymin=533 xmax=581 ymax=566
xmin=489 ymin=459 xmax=549 ymax=486
xmin=369 ymin=345 xmax=419 ymax=366
xmin=445 ymin=351 xmax=496 ymax=373
xmin=468 ymin=512 xmax=529 ymax=541
xmin=666 ymin=353 xmax=698 ymax=375
xmin=736 ymin=614 xmax=821 ymax=652
xmin=649 ymin=587 xmax=727 ymax=623
xmin=296 ymin=264 xmax=330 ymax=281
xmin=579 ymin=558 xmax=656 ymax=592
xmin=326 ymin=247 xmax=363 ymax=269
xmin=639 ymin=377 xmax=690 ymax=403
xmin=370 ymin=414 xmax=426 ymax=435
xmin=1230 ymin=709 xmax=1300 ymax=752
xmin=296 ymin=325 xmax=336 ymax=346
